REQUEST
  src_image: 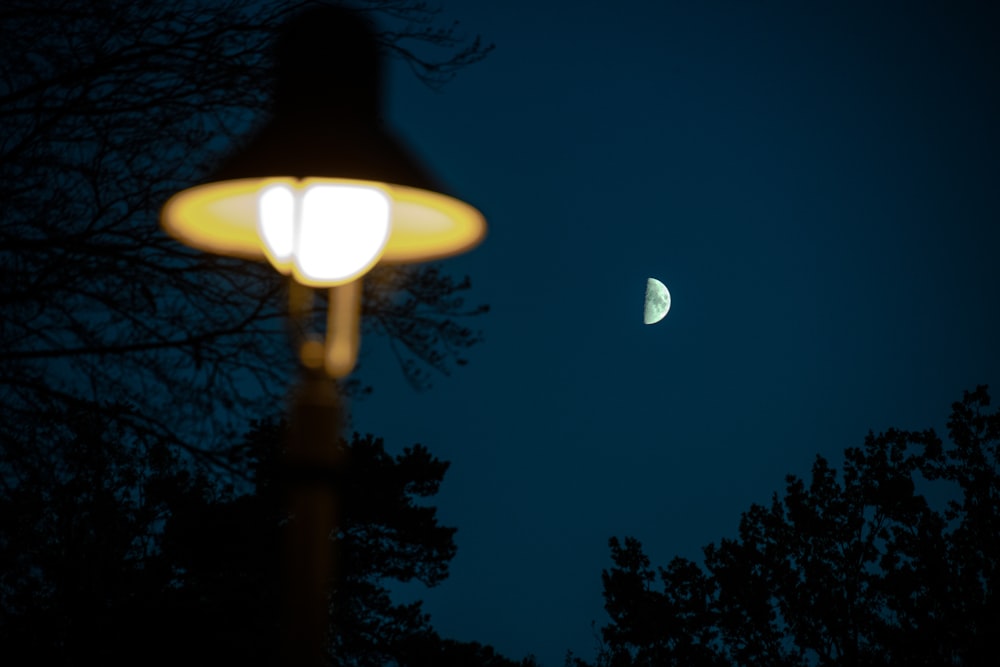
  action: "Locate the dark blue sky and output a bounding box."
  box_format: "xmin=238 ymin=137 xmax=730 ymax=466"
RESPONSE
xmin=350 ymin=2 xmax=1000 ymax=664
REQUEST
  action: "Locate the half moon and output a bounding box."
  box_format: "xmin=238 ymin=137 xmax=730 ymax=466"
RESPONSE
xmin=643 ymin=278 xmax=671 ymax=325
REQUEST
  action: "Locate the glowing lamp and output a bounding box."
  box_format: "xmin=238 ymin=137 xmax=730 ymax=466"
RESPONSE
xmin=159 ymin=7 xmax=486 ymax=377
xmin=258 ymin=181 xmax=389 ymax=285
xmin=161 ymin=177 xmax=485 ymax=287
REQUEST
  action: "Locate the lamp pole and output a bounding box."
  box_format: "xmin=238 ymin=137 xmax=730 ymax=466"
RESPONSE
xmin=277 ymin=281 xmax=351 ymax=667
xmin=159 ymin=7 xmax=486 ymax=665
xmin=282 ymin=362 xmax=342 ymax=667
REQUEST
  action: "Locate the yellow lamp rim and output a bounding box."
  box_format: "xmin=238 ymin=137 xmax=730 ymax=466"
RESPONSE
xmin=161 ymin=177 xmax=486 ymax=266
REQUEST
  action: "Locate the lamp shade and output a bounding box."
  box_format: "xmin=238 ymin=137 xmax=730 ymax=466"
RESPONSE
xmin=159 ymin=6 xmax=486 ymax=283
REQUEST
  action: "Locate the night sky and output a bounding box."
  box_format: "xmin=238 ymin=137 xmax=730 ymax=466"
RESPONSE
xmin=348 ymin=2 xmax=1000 ymax=664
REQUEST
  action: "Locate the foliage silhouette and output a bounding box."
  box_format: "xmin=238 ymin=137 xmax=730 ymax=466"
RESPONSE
xmin=578 ymin=386 xmax=999 ymax=667
xmin=0 ymin=2 xmax=502 ymax=663
xmin=0 ymin=410 xmax=535 ymax=666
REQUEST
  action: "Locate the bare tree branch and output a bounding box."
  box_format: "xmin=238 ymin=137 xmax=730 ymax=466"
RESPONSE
xmin=1 ymin=0 xmax=491 ymax=466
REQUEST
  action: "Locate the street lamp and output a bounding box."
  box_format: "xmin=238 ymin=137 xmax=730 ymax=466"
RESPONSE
xmin=161 ymin=6 xmax=485 ymax=378
xmin=159 ymin=7 xmax=485 ymax=666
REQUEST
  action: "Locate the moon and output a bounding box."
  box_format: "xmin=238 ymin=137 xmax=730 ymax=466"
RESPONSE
xmin=643 ymin=278 xmax=671 ymax=325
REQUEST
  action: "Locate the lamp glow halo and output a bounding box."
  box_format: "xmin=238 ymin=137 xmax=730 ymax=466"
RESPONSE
xmin=161 ymin=177 xmax=486 ymax=283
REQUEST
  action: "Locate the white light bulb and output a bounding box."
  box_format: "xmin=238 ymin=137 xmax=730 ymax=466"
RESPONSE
xmin=294 ymin=184 xmax=391 ymax=285
xmin=257 ymin=185 xmax=295 ymax=272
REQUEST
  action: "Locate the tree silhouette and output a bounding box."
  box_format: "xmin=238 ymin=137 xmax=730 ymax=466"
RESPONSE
xmin=0 ymin=3 xmax=507 ymax=663
xmin=0 ymin=410 xmax=535 ymax=666
xmin=1 ymin=2 xmax=502 ymax=662
xmin=0 ymin=0 xmax=492 ymax=468
xmin=581 ymin=386 xmax=999 ymax=667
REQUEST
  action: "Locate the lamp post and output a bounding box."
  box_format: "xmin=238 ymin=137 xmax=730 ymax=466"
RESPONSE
xmin=159 ymin=7 xmax=485 ymax=666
